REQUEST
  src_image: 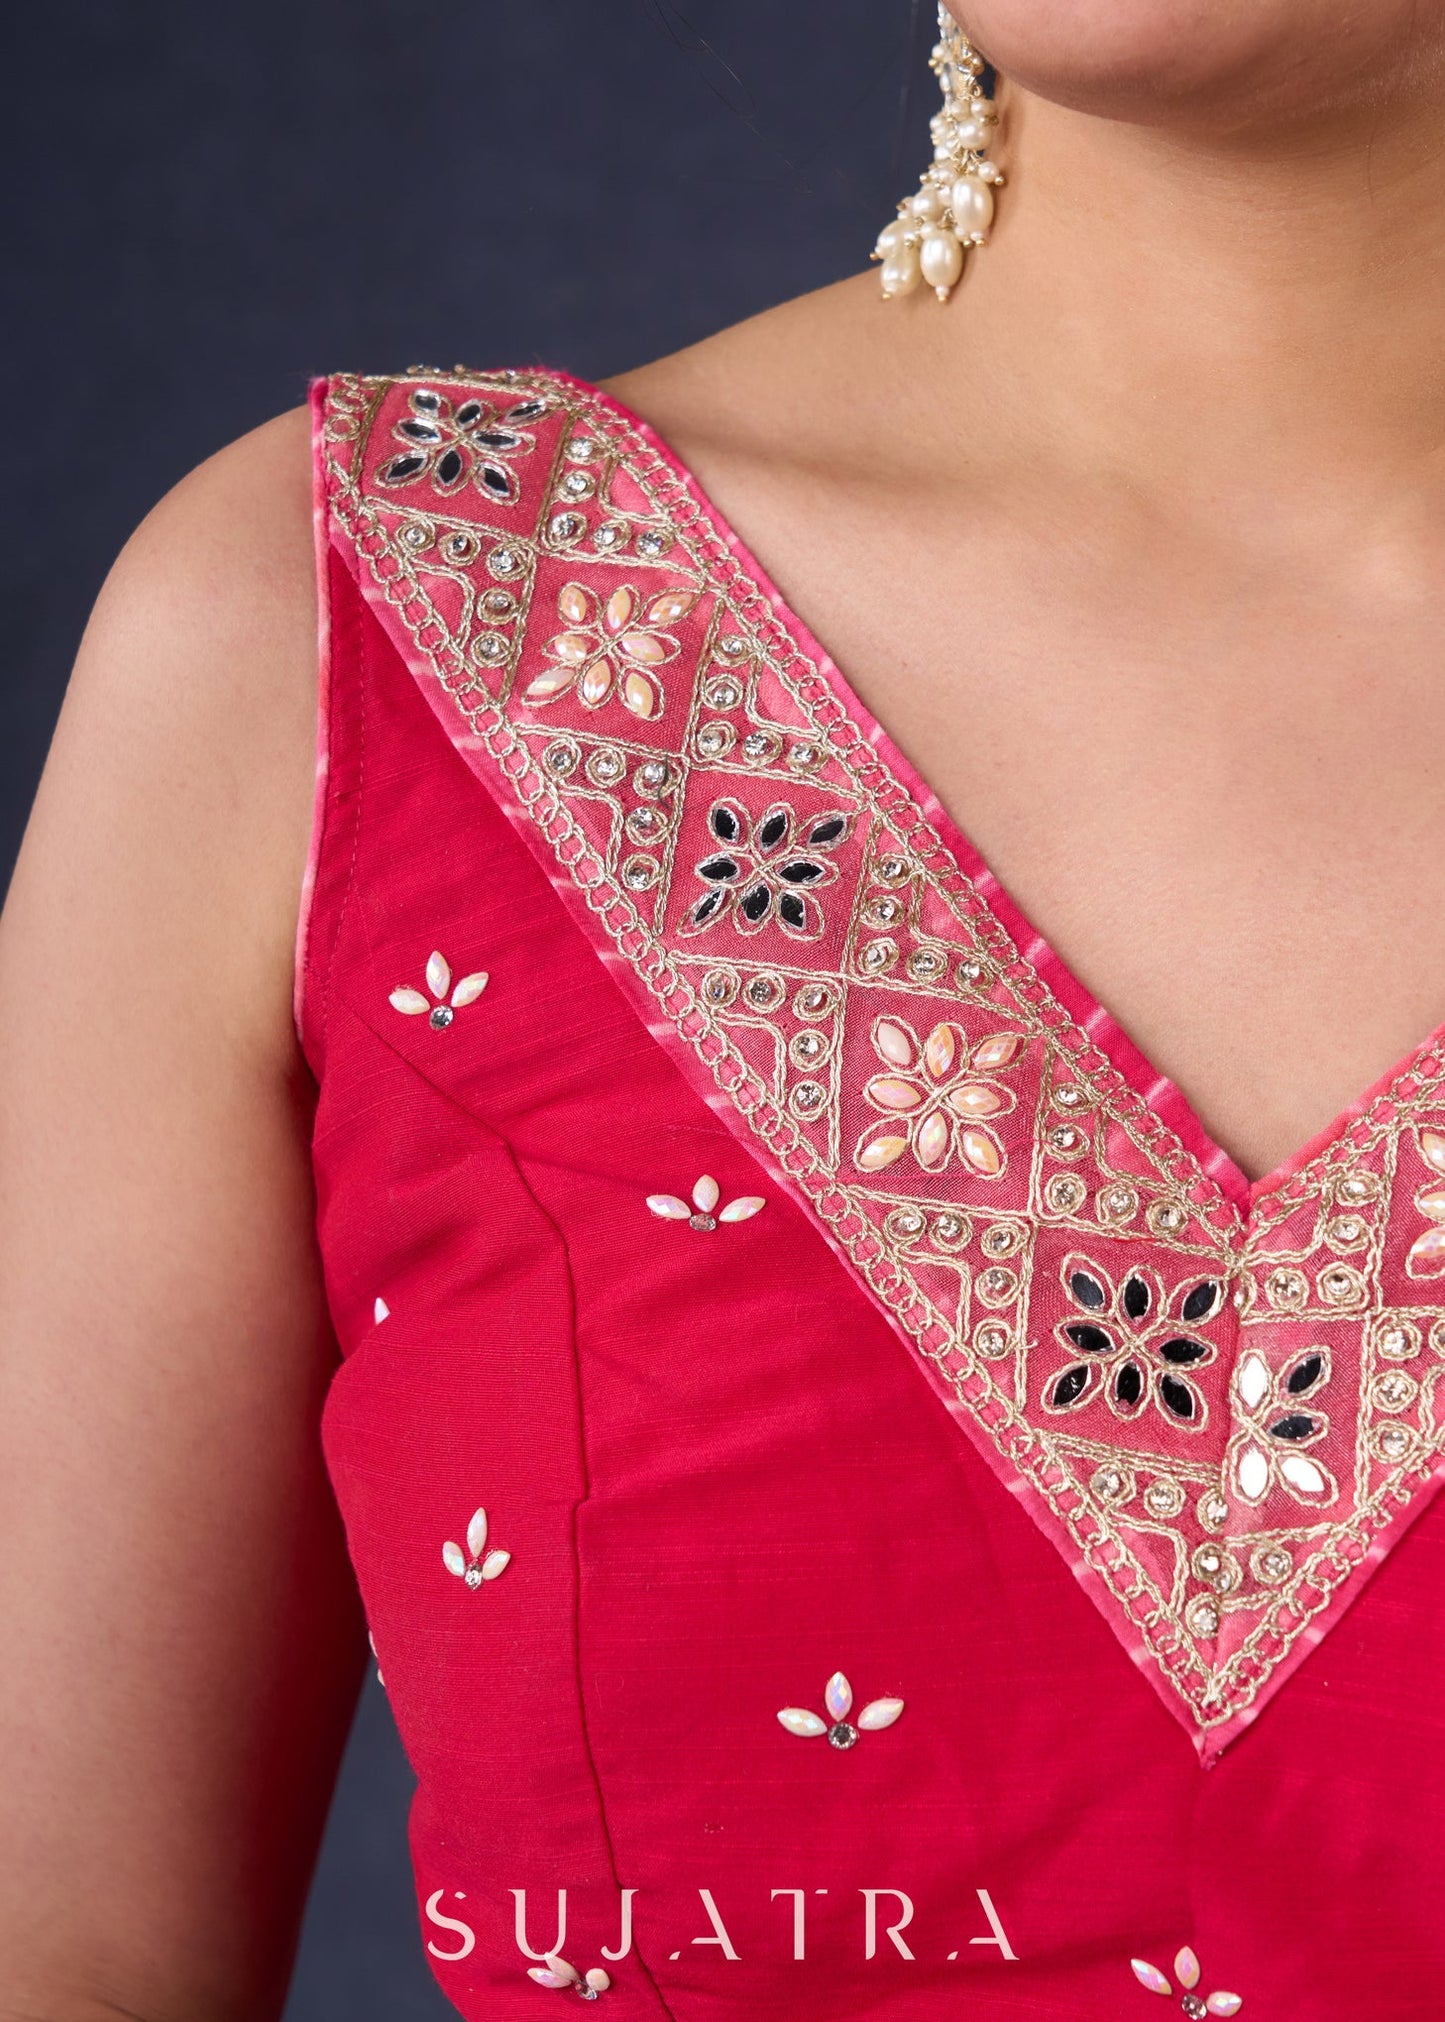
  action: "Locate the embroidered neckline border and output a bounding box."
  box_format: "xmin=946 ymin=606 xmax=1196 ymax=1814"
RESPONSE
xmin=319 ymin=366 xmax=1445 ymax=1761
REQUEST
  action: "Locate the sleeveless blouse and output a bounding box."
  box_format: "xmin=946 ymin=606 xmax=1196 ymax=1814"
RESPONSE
xmin=300 ymin=367 xmax=1445 ymax=2019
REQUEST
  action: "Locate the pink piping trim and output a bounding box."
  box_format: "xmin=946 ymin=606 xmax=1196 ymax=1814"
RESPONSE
xmin=292 ymin=377 xmax=336 ymax=1049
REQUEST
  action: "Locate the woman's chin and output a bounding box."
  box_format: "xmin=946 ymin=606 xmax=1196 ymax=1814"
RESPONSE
xmin=950 ymin=0 xmax=1445 ymax=132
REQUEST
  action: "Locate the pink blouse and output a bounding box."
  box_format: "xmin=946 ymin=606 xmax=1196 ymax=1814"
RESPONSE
xmin=300 ymin=366 xmax=1445 ymax=2018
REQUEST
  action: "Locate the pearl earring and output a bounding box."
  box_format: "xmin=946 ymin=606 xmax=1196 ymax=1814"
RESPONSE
xmin=873 ymin=5 xmax=1004 ymax=303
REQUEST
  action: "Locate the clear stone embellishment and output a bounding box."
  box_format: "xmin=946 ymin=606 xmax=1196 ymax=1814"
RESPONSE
xmin=1144 ymin=1479 xmax=1185 ymax=1518
xmin=1185 ymin=1595 xmax=1220 ymax=1639
xmin=1252 ymin=1544 xmax=1292 ymax=1584
xmin=1092 ymin=1465 xmax=1126 ymax=1502
xmin=622 ymin=855 xmax=660 ymax=890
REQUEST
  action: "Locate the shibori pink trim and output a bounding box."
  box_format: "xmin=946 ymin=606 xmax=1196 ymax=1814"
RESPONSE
xmin=316 ymin=365 xmax=1445 ymax=1762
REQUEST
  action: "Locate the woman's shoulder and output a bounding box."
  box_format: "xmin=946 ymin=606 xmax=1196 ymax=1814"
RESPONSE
xmin=23 ymin=401 xmax=321 ymax=1051
xmin=603 ymin=272 xmax=882 ymax=468
xmin=112 ymin=401 xmax=315 ymax=652
xmin=90 ymin=401 xmax=316 ymax=727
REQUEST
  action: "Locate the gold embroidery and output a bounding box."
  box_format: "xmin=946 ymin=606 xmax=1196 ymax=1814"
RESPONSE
xmin=323 ymin=368 xmax=1445 ymax=1752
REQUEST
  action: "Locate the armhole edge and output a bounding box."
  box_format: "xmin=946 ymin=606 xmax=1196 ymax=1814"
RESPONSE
xmin=293 ymin=375 xmax=337 ymax=1061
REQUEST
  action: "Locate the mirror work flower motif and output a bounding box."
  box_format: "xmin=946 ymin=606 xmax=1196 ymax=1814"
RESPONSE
xmin=1046 ymin=1255 xmax=1224 ymax=1429
xmin=777 ymin=1671 xmax=905 ymax=1751
xmin=854 ymin=1017 xmax=1024 ymax=1178
xmin=1406 ymin=1126 xmax=1445 ymax=1275
xmin=442 ymin=1507 xmax=511 ymax=1590
xmin=681 ymin=801 xmax=852 ymax=940
xmin=523 ymin=582 xmax=697 ymax=721
xmin=1227 ymin=1343 xmax=1335 ymax=1506
xmin=377 ymin=387 xmax=546 ymax=502
xmin=1131 ymin=1945 xmax=1241 ymax=2015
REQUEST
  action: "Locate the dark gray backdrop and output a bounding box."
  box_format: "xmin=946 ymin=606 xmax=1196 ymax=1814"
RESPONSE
xmin=5 ymin=2 xmax=931 ymax=2010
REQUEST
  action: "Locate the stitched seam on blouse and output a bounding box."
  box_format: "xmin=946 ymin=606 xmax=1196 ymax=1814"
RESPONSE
xmin=323 ymin=978 xmax=678 ymax=2014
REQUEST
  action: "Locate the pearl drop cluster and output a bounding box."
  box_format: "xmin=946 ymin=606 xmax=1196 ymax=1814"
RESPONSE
xmin=873 ymin=5 xmax=1003 ymax=304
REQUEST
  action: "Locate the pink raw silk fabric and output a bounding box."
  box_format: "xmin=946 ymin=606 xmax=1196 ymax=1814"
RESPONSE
xmin=299 ymin=368 xmax=1445 ymax=2018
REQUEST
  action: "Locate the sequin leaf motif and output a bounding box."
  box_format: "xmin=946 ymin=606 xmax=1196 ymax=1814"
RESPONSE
xmin=1131 ymin=1945 xmax=1241 ymax=2016
xmin=389 ymin=950 xmax=489 ymax=1030
xmin=647 ymin=1172 xmax=765 ymax=1232
xmin=442 ymin=1508 xmax=512 ymax=1590
xmin=777 ymin=1671 xmax=905 ymax=1751
xmin=528 ymin=1954 xmax=611 ymax=1999
xmin=682 ymin=800 xmax=852 ymax=940
xmin=1227 ymin=1343 xmax=1336 ymax=1506
xmin=378 ymin=387 xmax=545 ymax=502
xmin=855 ymin=1017 xmax=1025 ymax=1178
xmin=523 ymin=582 xmax=697 ymax=721
xmin=1047 ymin=1255 xmax=1224 ymax=1430
xmin=1406 ymin=1127 xmax=1445 ymax=1276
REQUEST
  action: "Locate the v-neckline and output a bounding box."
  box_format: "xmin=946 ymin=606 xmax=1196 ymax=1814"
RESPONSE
xmin=573 ymin=369 xmax=1445 ymax=1232
xmin=329 ymin=362 xmax=1445 ymax=1760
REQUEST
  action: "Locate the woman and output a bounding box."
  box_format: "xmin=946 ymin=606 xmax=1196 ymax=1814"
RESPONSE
xmin=4 ymin=1 xmax=1444 ymax=2014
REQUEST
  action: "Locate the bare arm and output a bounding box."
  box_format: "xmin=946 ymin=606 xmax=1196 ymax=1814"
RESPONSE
xmin=0 ymin=408 xmax=365 ymax=2021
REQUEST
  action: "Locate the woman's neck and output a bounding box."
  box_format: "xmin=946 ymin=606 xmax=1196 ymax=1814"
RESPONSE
xmin=917 ymin=82 xmax=1445 ymax=507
